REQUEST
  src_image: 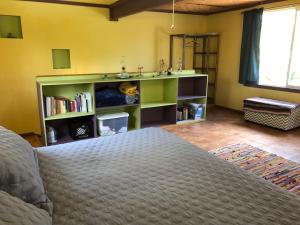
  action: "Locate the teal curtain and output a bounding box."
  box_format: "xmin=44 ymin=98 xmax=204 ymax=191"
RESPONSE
xmin=239 ymin=8 xmax=263 ymax=85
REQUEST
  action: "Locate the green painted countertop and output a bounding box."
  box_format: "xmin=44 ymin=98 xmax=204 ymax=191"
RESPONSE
xmin=37 ymin=70 xmax=208 ymax=86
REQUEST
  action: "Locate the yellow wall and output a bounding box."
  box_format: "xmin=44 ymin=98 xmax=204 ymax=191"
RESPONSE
xmin=207 ymin=0 xmax=300 ymax=111
xmin=3 ymin=0 xmax=300 ymax=134
xmin=0 ymin=0 xmax=207 ymax=134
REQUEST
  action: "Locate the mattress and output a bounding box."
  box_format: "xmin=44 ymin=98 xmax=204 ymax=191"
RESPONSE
xmin=37 ymin=128 xmax=300 ymax=225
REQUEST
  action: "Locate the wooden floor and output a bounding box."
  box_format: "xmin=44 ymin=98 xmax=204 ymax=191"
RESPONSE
xmin=164 ymin=106 xmax=300 ymax=163
xmin=24 ymin=106 xmax=300 ymax=163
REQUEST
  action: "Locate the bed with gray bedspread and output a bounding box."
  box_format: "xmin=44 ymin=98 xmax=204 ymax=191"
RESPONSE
xmin=37 ymin=128 xmax=300 ymax=225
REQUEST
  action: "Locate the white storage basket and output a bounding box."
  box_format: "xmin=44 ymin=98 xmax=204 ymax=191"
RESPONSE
xmin=97 ymin=112 xmax=129 ymax=136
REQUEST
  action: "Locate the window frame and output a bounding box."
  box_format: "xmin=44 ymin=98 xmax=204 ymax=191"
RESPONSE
xmin=245 ymin=83 xmax=300 ymax=93
xmin=255 ymin=6 xmax=300 ymax=92
xmin=286 ymin=9 xmax=299 ymax=89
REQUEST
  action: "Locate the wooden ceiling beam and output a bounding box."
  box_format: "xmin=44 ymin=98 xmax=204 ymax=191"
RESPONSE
xmin=109 ymin=0 xmax=185 ymax=21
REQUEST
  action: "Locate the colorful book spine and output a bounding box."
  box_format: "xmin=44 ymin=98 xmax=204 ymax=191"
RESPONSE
xmin=83 ymin=92 xmax=93 ymax=113
xmin=46 ymin=97 xmax=51 ymax=117
xmin=43 ymin=92 xmax=92 ymax=117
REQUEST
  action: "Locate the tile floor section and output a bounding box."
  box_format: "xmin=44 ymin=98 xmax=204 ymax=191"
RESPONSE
xmin=164 ymin=106 xmax=300 ymax=163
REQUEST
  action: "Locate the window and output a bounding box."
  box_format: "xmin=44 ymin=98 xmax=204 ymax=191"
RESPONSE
xmin=259 ymin=8 xmax=300 ymax=88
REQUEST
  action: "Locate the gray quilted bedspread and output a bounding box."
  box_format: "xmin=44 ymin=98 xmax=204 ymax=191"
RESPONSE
xmin=37 ymin=128 xmax=300 ymax=225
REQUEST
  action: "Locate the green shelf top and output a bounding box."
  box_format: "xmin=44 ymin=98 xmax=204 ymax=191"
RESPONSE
xmin=96 ymin=104 xmax=139 ymax=111
xmin=36 ymin=70 xmax=208 ymax=86
xmin=45 ymin=112 xmax=94 ymax=121
xmin=177 ymin=96 xmax=207 ymax=101
xmin=141 ymin=102 xmax=177 ymax=109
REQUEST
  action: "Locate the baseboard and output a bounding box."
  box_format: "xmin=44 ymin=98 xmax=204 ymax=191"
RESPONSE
xmin=213 ymin=104 xmax=244 ymax=114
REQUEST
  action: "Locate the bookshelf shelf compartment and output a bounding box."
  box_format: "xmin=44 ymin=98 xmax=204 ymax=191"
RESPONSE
xmin=45 ymin=115 xmax=96 ymax=145
xmin=141 ymin=105 xmax=177 ymax=128
xmin=42 ymin=83 xmax=94 ymax=115
xmin=178 ymin=77 xmax=207 ymax=97
xmin=42 ymin=83 xmax=94 ymax=101
xmin=45 ymin=112 xmax=95 ymax=121
xmin=140 ymin=79 xmax=177 ymax=107
xmin=96 ymin=104 xmax=140 ymax=133
xmin=94 ymin=81 xmax=140 ymax=109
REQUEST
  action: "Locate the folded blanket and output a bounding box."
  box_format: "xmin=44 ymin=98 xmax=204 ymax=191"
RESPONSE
xmin=244 ymin=97 xmax=299 ymax=115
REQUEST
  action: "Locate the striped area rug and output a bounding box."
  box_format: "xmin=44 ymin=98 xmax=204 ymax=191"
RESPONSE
xmin=210 ymin=143 xmax=300 ymax=196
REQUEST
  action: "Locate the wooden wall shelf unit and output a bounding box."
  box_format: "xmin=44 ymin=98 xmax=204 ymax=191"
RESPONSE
xmin=170 ymin=33 xmax=219 ymax=104
xmin=37 ymin=70 xmax=208 ymax=146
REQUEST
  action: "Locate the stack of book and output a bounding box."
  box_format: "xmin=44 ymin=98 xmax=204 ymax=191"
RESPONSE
xmin=44 ymin=92 xmax=92 ymax=117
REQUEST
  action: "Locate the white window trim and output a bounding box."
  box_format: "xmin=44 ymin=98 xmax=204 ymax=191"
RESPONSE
xmin=260 ymin=7 xmax=300 ymax=90
xmin=286 ymin=9 xmax=299 ymax=89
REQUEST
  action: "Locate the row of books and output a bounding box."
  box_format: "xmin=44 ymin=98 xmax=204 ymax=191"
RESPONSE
xmin=177 ymin=103 xmax=204 ymax=121
xmin=44 ymin=92 xmax=92 ymax=117
xmin=177 ymin=107 xmax=189 ymax=121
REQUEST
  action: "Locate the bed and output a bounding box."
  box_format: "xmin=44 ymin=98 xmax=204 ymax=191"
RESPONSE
xmin=1 ymin=127 xmax=300 ymax=225
xmin=36 ymin=128 xmax=300 ymax=225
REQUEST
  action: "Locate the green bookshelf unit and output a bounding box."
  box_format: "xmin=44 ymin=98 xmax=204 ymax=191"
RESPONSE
xmin=37 ymin=71 xmax=208 ymax=146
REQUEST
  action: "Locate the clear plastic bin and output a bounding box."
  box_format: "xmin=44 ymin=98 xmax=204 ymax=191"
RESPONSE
xmin=97 ymin=112 xmax=129 ymax=136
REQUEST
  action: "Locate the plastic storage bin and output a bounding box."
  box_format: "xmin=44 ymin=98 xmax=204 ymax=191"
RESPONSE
xmin=188 ymin=103 xmax=204 ymax=120
xmin=97 ymin=112 xmax=129 ymax=136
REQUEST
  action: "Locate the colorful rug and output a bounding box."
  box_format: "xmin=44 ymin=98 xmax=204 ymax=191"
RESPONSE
xmin=210 ymin=143 xmax=300 ymax=196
